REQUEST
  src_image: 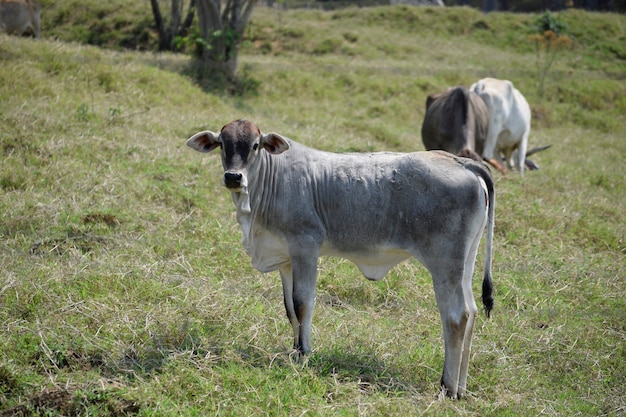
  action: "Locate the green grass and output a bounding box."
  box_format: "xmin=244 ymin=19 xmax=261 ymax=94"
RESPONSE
xmin=1 ymin=3 xmax=625 ymax=416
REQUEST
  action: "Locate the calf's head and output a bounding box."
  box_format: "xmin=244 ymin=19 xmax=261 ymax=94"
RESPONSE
xmin=186 ymin=119 xmax=289 ymax=192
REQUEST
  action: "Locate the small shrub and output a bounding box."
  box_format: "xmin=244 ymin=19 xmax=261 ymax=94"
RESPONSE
xmin=528 ymin=12 xmax=572 ymax=99
xmin=535 ymin=10 xmax=567 ymax=35
xmin=312 ymin=38 xmax=343 ymax=55
xmin=76 ymin=103 xmax=92 ymax=122
xmin=342 ymin=32 xmax=358 ymax=43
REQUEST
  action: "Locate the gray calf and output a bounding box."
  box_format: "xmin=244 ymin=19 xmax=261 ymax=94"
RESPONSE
xmin=187 ymin=120 xmax=495 ymax=398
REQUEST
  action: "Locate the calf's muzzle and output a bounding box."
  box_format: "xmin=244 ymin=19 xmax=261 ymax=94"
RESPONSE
xmin=224 ymin=172 xmax=243 ymax=189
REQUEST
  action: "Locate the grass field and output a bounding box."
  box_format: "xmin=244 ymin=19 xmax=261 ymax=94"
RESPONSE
xmin=1 ymin=3 xmax=625 ymax=416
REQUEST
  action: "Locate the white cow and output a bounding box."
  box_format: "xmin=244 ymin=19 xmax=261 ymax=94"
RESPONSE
xmin=471 ymin=78 xmax=531 ymax=176
xmin=187 ymin=120 xmax=495 ymax=399
xmin=0 ymin=0 xmax=41 ymax=38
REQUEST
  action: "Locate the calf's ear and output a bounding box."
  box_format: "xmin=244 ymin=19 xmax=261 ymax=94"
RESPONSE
xmin=261 ymin=132 xmax=290 ymax=155
xmin=186 ymin=131 xmax=221 ymax=153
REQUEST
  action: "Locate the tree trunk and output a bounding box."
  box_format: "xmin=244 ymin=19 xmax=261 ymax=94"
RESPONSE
xmin=181 ymin=0 xmax=196 ymax=35
xmin=150 ymin=0 xmax=197 ymax=51
xmin=195 ymin=0 xmax=257 ymax=79
xmin=149 ymin=0 xmax=170 ymax=51
xmin=169 ymin=0 xmax=182 ymax=43
xmin=482 ymin=0 xmax=498 ymax=12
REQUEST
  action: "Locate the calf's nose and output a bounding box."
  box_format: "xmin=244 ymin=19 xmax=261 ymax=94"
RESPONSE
xmin=224 ymin=172 xmax=243 ymax=189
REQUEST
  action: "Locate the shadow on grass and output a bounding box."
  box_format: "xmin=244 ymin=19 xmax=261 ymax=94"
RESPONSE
xmin=231 ymin=342 xmax=432 ymax=396
xmin=0 ymin=327 xmax=438 ymax=416
xmin=180 ymin=61 xmax=261 ymax=98
xmin=308 ymin=349 xmax=428 ymax=395
xmin=108 ymin=321 xmax=428 ymax=396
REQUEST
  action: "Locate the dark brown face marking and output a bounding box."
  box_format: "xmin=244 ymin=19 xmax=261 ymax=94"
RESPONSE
xmin=220 ymin=120 xmax=261 ymax=171
xmin=218 ymin=120 xmax=262 ymax=190
xmin=220 ymin=119 xmax=261 ymax=140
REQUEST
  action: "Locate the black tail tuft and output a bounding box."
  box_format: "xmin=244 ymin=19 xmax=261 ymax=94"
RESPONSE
xmin=482 ymin=272 xmax=494 ymax=318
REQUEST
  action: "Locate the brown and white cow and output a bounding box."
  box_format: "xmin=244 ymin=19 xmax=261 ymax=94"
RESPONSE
xmin=186 ymin=119 xmax=496 ymax=399
xmin=421 ymin=86 xmax=500 ymax=170
xmin=422 ymin=85 xmax=549 ymax=174
xmin=0 ymin=0 xmax=41 ymax=38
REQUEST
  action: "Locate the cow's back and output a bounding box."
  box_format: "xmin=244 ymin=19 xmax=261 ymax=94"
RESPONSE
xmin=253 ymin=144 xmax=488 ymax=263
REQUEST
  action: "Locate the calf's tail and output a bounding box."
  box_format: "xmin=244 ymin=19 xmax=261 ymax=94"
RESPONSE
xmin=461 ymin=160 xmax=495 ymax=317
xmin=479 ymin=166 xmax=495 ymax=317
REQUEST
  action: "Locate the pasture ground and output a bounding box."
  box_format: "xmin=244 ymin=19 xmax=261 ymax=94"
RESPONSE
xmin=1 ymin=4 xmax=625 ymax=416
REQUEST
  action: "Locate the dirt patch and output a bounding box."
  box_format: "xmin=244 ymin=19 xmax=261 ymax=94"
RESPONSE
xmin=1 ymin=386 xmax=141 ymax=416
xmin=30 ymin=233 xmax=109 ymax=256
xmin=83 ymin=213 xmax=120 ymax=228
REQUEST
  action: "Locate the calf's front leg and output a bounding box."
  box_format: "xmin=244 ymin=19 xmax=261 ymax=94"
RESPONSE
xmin=288 ymin=253 xmax=319 ymax=354
xmin=279 ymin=266 xmax=300 ymax=350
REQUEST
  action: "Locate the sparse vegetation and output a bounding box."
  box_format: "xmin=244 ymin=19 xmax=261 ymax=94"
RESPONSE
xmin=529 ymin=11 xmax=572 ymax=98
xmin=1 ymin=3 xmax=625 ymax=416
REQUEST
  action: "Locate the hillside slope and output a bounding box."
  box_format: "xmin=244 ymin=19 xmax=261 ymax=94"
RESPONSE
xmin=1 ymin=5 xmax=625 ymax=416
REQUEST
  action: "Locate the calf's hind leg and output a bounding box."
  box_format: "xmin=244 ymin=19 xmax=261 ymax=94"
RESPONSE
xmin=430 ymin=263 xmax=472 ymax=399
xmin=457 ymin=229 xmax=483 ymax=397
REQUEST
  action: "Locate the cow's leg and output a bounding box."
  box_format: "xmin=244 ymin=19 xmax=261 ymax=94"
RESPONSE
xmin=430 ymin=263 xmax=470 ymax=399
xmin=517 ymin=132 xmax=529 ymax=177
xmin=279 ymin=266 xmax=300 ymax=350
xmin=482 ymin=130 xmax=507 ymax=175
xmin=289 ymin=251 xmax=319 ymax=355
xmin=482 ymin=137 xmax=498 ymax=166
xmin=502 ymin=147 xmax=514 ymax=171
